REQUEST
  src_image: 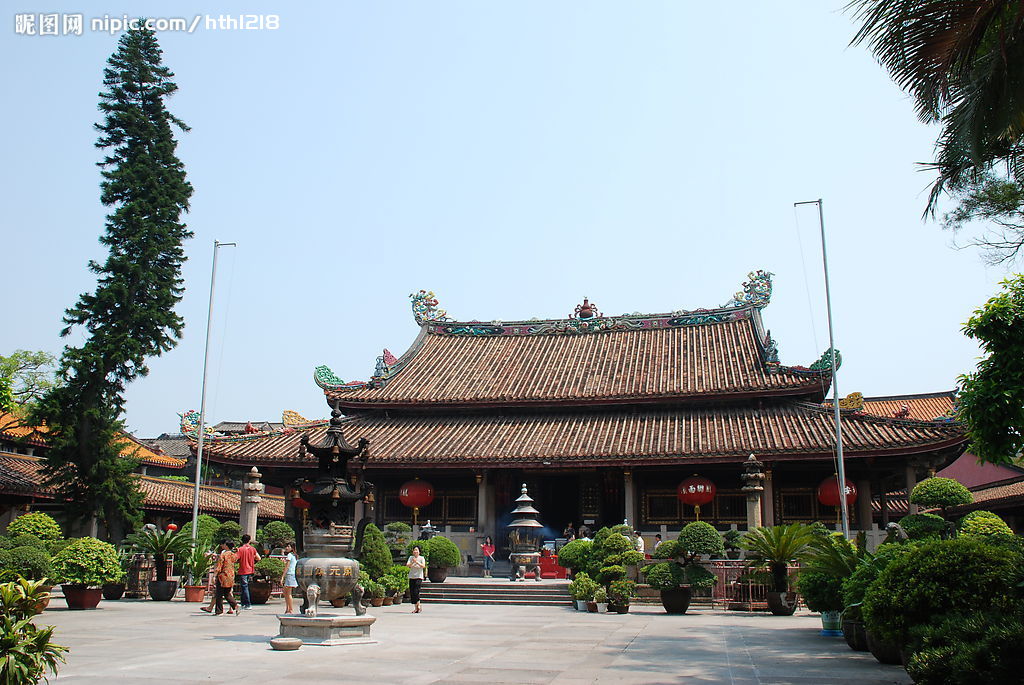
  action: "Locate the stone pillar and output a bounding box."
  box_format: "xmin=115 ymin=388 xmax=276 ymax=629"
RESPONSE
xmin=623 ymin=469 xmax=637 ymax=529
xmin=905 ymin=464 xmax=918 ymax=515
xmin=354 ymin=498 xmax=365 ymax=523
xmin=239 ymin=466 xmax=264 ymax=539
xmin=879 ymin=482 xmax=890 ymax=526
xmin=762 ymin=465 xmax=775 ymax=526
xmin=857 ymin=478 xmax=873 ymax=531
xmin=740 ymin=454 xmax=765 ymax=530
xmin=476 ymin=471 xmax=488 ymax=534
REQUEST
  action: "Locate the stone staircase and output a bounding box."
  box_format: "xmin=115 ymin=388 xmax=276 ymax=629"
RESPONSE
xmin=419 ymin=579 xmax=572 ymax=607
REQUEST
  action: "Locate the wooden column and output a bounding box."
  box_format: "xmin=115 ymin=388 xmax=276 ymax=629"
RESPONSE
xmin=476 ymin=471 xmax=489 ymax=535
xmin=761 ymin=466 xmax=775 ymax=526
xmin=905 ymin=464 xmax=918 ymax=515
xmin=856 ymin=478 xmax=872 ymax=531
xmin=623 ymin=469 xmax=637 ymax=528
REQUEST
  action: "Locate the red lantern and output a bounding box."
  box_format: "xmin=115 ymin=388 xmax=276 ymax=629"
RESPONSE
xmin=677 ymin=476 xmax=716 ymax=520
xmin=399 ymin=479 xmax=434 ymax=525
xmin=165 ymin=523 xmax=178 ymax=532
xmin=291 ymin=497 xmax=311 ymax=510
xmin=817 ymin=476 xmax=857 ymax=508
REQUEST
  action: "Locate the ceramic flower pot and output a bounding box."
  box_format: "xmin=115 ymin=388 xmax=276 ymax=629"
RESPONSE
xmin=248 ymin=580 xmax=272 ymax=605
xmin=183 ymin=585 xmax=207 ymax=602
xmin=585 ymin=601 xmax=598 ymax=612
xmin=866 ymin=630 xmax=902 ymax=665
xmin=659 ymin=587 xmax=692 ymax=615
xmin=819 ymin=610 xmax=843 ymax=636
xmin=63 ymin=584 xmax=103 ymax=610
xmin=148 ymin=580 xmax=178 ymax=601
xmin=427 ymin=567 xmax=448 ymax=583
xmin=102 ymin=583 xmax=126 ymax=600
xmin=766 ymin=591 xmax=798 ymax=616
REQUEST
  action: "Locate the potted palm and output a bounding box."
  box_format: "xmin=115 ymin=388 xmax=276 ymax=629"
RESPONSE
xmin=740 ymin=523 xmax=815 ymax=615
xmin=51 ymin=537 xmax=122 ymax=609
xmin=800 ymin=531 xmax=867 ymax=637
xmin=125 ymin=527 xmax=192 ymax=601
xmin=180 ymin=544 xmax=216 ymax=602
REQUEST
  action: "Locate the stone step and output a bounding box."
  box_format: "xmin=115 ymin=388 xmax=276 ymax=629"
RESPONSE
xmin=422 ymin=597 xmax=573 ymax=606
xmin=418 ymin=579 xmax=572 ymax=606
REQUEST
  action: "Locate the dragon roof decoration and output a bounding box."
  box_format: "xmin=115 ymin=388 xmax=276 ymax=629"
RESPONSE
xmin=180 ymin=409 xmax=326 ymax=443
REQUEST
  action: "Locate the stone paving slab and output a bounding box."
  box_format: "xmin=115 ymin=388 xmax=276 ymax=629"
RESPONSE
xmin=38 ymin=598 xmax=911 ymax=684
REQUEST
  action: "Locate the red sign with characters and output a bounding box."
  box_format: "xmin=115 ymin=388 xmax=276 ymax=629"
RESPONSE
xmin=677 ymin=476 xmax=716 ymax=506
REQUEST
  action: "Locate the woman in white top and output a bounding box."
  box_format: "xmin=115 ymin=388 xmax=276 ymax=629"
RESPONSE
xmin=406 ymin=545 xmax=427 ymax=614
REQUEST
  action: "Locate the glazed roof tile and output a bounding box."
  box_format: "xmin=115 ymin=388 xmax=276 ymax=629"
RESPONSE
xmin=198 ymin=402 xmax=965 ymax=468
xmin=143 ymin=433 xmax=192 ymax=458
xmin=328 ymin=315 xmax=830 ymax=408
xmin=827 ymin=392 xmax=956 ymax=421
xmin=0 ymin=452 xmax=282 ymax=519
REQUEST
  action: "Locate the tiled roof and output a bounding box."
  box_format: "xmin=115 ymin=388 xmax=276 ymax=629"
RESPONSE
xmin=199 ymin=401 xmax=966 ymax=468
xmin=0 ymin=412 xmax=48 ymax=447
xmin=143 ymin=433 xmax=192 ymax=458
xmin=116 ymin=434 xmax=187 ymax=469
xmin=0 ymin=452 xmax=282 ymax=519
xmin=212 ymin=421 xmax=284 ymax=434
xmin=328 ymin=316 xmax=831 ymax=408
xmin=861 ymin=393 xmax=955 ymax=421
xmin=946 ymin=476 xmax=1024 ymax=514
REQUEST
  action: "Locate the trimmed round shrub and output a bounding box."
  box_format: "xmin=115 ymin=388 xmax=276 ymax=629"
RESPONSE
xmin=596 ymin=564 xmax=626 ymax=585
xmin=678 ymin=521 xmax=725 ymax=557
xmin=2 ymin=546 xmax=52 ymax=582
xmin=643 ymin=562 xmax=685 ymax=590
xmin=425 ymin=535 xmax=461 ymax=568
xmin=959 ymin=513 xmax=1013 ymax=538
xmin=906 ymin=610 xmax=1024 ymax=685
xmin=557 ymin=539 xmax=592 ymax=570
xmin=617 ymin=550 xmax=644 ymax=566
xmin=180 ymin=514 xmax=221 ymax=546
xmin=358 ymin=523 xmax=393 ymax=579
xmin=6 ymin=512 xmax=63 ymax=542
xmin=797 ymin=569 xmax=843 ymax=613
xmin=910 ymin=477 xmax=972 ymax=511
xmin=651 ymin=539 xmax=682 ymax=559
xmin=601 ymin=533 xmax=634 ymax=554
xmin=254 ymin=557 xmax=285 ymax=581
xmin=685 ymin=564 xmax=717 ymax=588
xmin=51 ymin=537 xmax=122 ymax=586
xmin=213 ymin=521 xmax=242 ymax=547
xmin=841 ymin=544 xmax=908 ymax=621
xmin=898 ymin=513 xmax=947 ymax=540
xmin=11 ymin=534 xmax=46 ymax=550
xmin=862 ymin=537 xmax=1022 ymax=647
xmin=260 ymin=521 xmax=296 ymax=548
xmin=46 ymin=539 xmax=72 ymax=557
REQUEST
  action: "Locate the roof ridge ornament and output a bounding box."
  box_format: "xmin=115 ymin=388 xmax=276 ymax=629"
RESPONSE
xmin=572 ymin=297 xmax=600 ymax=320
xmin=411 ymin=290 xmax=449 ymax=324
xmin=723 ymin=270 xmax=773 ymax=309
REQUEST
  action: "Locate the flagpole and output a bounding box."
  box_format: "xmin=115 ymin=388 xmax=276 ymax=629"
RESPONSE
xmin=190 ymin=239 xmax=236 ymax=542
xmin=795 ymin=199 xmax=850 ymax=538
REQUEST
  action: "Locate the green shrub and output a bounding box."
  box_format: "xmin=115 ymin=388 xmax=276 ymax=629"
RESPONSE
xmin=607 ymin=579 xmax=636 ymax=605
xmin=910 ymin=477 xmax=972 ymax=511
xmin=6 ymin=513 xmax=63 ymax=542
xmin=618 ymin=550 xmax=644 ymax=566
xmin=596 ymin=564 xmax=627 ymax=585
xmin=254 ymin=557 xmax=285 ymax=581
xmin=11 ymin=535 xmax=45 ymax=550
xmin=651 ymin=539 xmax=682 ymax=559
xmin=557 ymin=539 xmax=592 ymax=570
xmin=51 ymin=537 xmax=122 ymax=586
xmin=386 ymin=565 xmax=410 ymax=593
xmin=568 ymin=571 xmax=600 ymax=600
xmin=180 ymin=514 xmax=221 ymax=546
xmin=797 ymin=569 xmax=843 ymax=613
xmin=959 ymin=512 xmax=1013 ymax=538
xmin=1 ymin=546 xmax=52 ymax=582
xmin=212 ymin=521 xmax=242 ymax=547
xmin=260 ymin=521 xmax=296 ymax=549
xmin=379 ymin=574 xmax=402 ymax=596
xmin=384 ymin=522 xmax=412 ymax=552
xmin=45 ymin=539 xmax=72 ymax=557
xmin=841 ymin=544 xmax=906 ymax=621
xmin=426 ymin=535 xmax=461 ymax=568
xmin=685 ymin=564 xmax=717 ymax=589
xmin=593 ymin=586 xmax=607 ymax=603
xmin=898 ymin=513 xmax=947 ymax=540
xmin=862 ymin=537 xmax=1022 ymax=647
xmin=609 ymin=524 xmax=632 ymax=537
xmin=359 ymin=524 xmax=393 ymax=579
xmin=0 ymin=578 xmax=67 ymax=683
xmin=678 ymin=521 xmax=724 ymax=557
xmin=0 ymin=536 xmax=12 ymax=551
xmin=643 ymin=562 xmax=686 ymax=590
xmin=601 ymin=533 xmax=634 ymax=554
xmin=905 ymin=610 xmax=1024 ymax=685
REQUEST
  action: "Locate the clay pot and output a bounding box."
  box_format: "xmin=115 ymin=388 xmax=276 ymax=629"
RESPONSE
xmin=382 ymin=596 xmax=393 ymax=606
xmin=866 ymin=630 xmax=902 ymax=665
xmin=659 ymin=587 xmax=692 ymax=615
xmin=427 ymin=567 xmax=448 ymax=583
xmin=183 ymin=585 xmax=207 ymax=602
xmin=63 ymin=584 xmax=103 ymax=610
xmin=248 ymin=581 xmax=272 ymax=605
xmin=370 ymin=597 xmax=384 ymax=607
xmin=330 ymin=596 xmax=350 ymax=608
xmin=766 ymin=591 xmax=798 ymax=616
xmin=607 ymin=603 xmax=630 ymax=614
xmin=102 ymin=583 xmax=126 ymax=600
xmin=148 ymin=580 xmax=178 ymax=601
xmin=585 ymin=601 xmax=598 ymax=613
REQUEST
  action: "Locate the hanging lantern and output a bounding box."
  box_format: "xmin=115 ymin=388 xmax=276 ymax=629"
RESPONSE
xmin=291 ymin=496 xmax=311 ymax=510
xmin=677 ymin=475 xmax=716 ymax=520
xmin=817 ymin=476 xmax=858 ymax=508
xmin=399 ymin=479 xmax=435 ymax=525
xmin=165 ymin=523 xmax=178 ymax=532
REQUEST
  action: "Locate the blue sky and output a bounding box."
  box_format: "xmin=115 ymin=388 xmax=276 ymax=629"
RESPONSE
xmin=1 ymin=2 xmax=1011 ymax=437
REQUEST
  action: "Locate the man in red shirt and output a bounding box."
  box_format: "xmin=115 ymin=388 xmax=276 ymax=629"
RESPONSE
xmin=236 ymin=534 xmax=261 ymax=610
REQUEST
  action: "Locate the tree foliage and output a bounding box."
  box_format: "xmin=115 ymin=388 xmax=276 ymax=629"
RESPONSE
xmin=0 ymin=350 xmax=55 ymax=422
xmin=34 ymin=25 xmax=193 ymax=542
xmin=957 ymin=274 xmax=1024 ymax=465
xmin=358 ymin=524 xmax=392 ymax=580
xmin=910 ymin=477 xmax=973 ymax=511
xmin=6 ymin=513 xmax=63 ymax=543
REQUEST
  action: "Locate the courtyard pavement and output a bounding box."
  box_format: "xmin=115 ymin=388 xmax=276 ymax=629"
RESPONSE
xmin=39 ymin=596 xmax=911 ymax=684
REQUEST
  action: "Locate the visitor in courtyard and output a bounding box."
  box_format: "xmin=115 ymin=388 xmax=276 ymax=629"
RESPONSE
xmin=653 ymin=533 xmax=663 ymax=551
xmin=634 ymin=530 xmax=645 ymax=556
xmin=236 ymin=533 xmax=261 ymax=610
xmin=281 ymin=542 xmax=298 ymax=614
xmin=407 ymin=545 xmax=427 ymax=613
xmin=480 ymin=536 xmax=495 ymax=578
xmin=562 ymin=523 xmax=575 ymax=539
xmin=578 ymin=525 xmax=591 ymax=540
xmin=213 ymin=539 xmax=240 ymax=616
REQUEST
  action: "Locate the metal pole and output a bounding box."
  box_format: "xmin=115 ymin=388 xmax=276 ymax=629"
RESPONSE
xmin=190 ymin=240 xmax=236 ymax=542
xmin=795 ymin=199 xmax=850 ymax=538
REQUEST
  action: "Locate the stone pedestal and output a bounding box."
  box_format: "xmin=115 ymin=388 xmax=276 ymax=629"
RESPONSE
xmin=277 ymin=614 xmax=376 ymax=646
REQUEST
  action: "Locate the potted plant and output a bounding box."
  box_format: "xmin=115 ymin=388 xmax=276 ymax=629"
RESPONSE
xmin=0 ymin=577 xmax=67 ymax=681
xmin=606 ymin=579 xmax=636 ymax=613
xmin=740 ymin=523 xmax=815 ymax=615
xmin=568 ymin=572 xmax=599 ymax=611
xmin=384 ymin=522 xmax=412 ymax=562
xmin=51 ymin=537 xmax=122 ymax=609
xmin=101 ymin=548 xmax=132 ymax=601
xmin=424 ymin=535 xmax=461 ymax=583
xmin=643 ymin=522 xmax=723 ymax=614
xmin=386 ymin=565 xmax=410 ymax=603
xmin=125 ymin=527 xmax=192 ymax=601
xmin=364 ymin=579 xmax=385 ymax=607
xmin=180 ymin=544 xmax=216 ymax=602
xmin=379 ymin=574 xmax=402 ymax=605
xmin=723 ymin=530 xmax=743 ymax=559
xmin=593 ymin=586 xmax=608 ymax=613
xmin=0 ymin=548 xmax=54 ymax=613
xmin=796 ymin=570 xmax=844 ymax=635
xmin=251 ymin=557 xmax=285 ymax=605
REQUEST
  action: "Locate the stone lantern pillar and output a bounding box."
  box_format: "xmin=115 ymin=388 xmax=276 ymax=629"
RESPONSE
xmin=740 ymin=454 xmax=765 ymax=530
xmin=240 ymin=466 xmax=264 ymax=539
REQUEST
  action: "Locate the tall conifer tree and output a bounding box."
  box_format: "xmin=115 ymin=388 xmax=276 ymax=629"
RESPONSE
xmin=36 ymin=26 xmax=193 ymax=540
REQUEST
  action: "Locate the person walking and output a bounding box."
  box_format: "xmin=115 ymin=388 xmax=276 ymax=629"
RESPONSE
xmin=406 ymin=545 xmax=427 ymax=613
xmin=236 ymin=534 xmax=261 ymax=610
xmin=213 ymin=540 xmax=239 ymax=616
xmin=480 ymin=536 xmax=495 ymax=578
xmin=281 ymin=542 xmax=298 ymax=615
